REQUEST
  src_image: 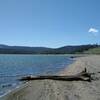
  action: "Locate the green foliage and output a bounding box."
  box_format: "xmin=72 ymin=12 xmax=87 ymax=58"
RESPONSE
xmin=84 ymin=47 xmax=100 ymax=54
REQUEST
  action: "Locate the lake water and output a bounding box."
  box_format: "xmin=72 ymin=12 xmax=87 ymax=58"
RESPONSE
xmin=0 ymin=54 xmax=73 ymax=96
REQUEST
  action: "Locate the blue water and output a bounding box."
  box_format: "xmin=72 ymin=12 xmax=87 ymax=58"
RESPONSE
xmin=0 ymin=54 xmax=73 ymax=96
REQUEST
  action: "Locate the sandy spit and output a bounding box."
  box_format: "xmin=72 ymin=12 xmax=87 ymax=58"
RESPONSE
xmin=1 ymin=55 xmax=100 ymax=100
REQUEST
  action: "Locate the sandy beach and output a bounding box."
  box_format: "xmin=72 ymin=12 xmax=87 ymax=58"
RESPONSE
xmin=1 ymin=55 xmax=100 ymax=100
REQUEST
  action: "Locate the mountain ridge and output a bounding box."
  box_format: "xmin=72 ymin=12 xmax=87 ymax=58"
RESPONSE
xmin=0 ymin=44 xmax=99 ymax=54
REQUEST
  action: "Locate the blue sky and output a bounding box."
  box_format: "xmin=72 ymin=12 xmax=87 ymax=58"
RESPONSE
xmin=0 ymin=0 xmax=100 ymax=48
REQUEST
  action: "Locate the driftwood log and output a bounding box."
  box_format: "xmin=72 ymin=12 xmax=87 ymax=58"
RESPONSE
xmin=19 ymin=68 xmax=92 ymax=82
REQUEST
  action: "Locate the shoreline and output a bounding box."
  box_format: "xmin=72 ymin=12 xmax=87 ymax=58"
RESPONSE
xmin=60 ymin=56 xmax=85 ymax=75
xmin=0 ymin=55 xmax=75 ymax=99
xmin=0 ymin=55 xmax=77 ymax=99
xmin=0 ymin=81 xmax=32 ymax=100
xmin=0 ymin=54 xmax=74 ymax=98
xmin=1 ymin=55 xmax=100 ymax=100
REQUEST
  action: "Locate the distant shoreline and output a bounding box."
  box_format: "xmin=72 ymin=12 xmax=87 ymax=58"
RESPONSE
xmin=0 ymin=53 xmax=99 ymax=55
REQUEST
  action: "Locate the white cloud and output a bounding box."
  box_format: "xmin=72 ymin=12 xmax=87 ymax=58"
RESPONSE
xmin=88 ymin=28 xmax=99 ymax=37
xmin=88 ymin=28 xmax=99 ymax=33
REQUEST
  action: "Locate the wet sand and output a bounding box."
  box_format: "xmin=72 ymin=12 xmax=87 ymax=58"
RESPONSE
xmin=1 ymin=55 xmax=100 ymax=100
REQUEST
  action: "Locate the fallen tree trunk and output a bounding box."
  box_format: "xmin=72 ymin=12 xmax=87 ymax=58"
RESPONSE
xmin=19 ymin=68 xmax=92 ymax=82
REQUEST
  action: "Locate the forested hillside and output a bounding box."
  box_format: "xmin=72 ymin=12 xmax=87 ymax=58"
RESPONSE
xmin=0 ymin=44 xmax=99 ymax=54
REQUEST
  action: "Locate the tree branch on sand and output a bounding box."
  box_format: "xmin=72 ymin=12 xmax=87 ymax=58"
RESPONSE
xmin=19 ymin=68 xmax=93 ymax=82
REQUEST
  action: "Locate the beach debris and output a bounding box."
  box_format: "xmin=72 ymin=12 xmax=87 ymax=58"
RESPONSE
xmin=19 ymin=68 xmax=93 ymax=82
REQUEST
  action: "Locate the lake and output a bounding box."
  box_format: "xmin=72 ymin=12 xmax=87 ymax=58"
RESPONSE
xmin=0 ymin=54 xmax=74 ymax=97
